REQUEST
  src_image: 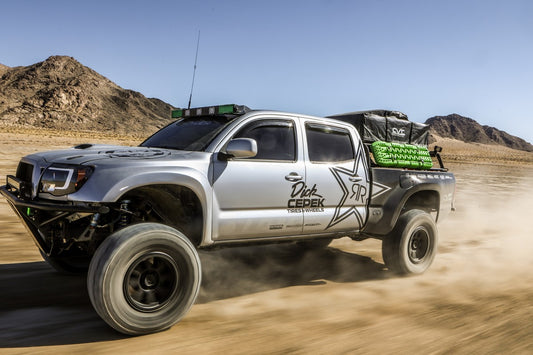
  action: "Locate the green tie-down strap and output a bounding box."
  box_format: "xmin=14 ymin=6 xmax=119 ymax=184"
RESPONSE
xmin=371 ymin=141 xmax=433 ymax=169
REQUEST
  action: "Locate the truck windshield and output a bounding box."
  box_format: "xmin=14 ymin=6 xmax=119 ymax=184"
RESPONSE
xmin=140 ymin=117 xmax=231 ymax=151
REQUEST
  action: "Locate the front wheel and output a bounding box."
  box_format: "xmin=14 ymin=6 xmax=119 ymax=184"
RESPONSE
xmin=87 ymin=223 xmax=201 ymax=335
xmin=382 ymin=209 xmax=438 ymax=275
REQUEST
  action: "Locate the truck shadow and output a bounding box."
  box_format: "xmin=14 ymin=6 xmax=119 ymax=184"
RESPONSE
xmin=198 ymin=244 xmax=387 ymax=302
xmin=0 ymin=245 xmax=388 ymax=348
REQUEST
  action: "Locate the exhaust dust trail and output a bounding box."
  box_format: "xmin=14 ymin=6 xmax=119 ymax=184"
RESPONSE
xmin=436 ymin=163 xmax=533 ymax=289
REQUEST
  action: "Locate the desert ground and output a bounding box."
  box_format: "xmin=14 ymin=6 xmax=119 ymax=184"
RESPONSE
xmin=0 ymin=128 xmax=532 ymax=354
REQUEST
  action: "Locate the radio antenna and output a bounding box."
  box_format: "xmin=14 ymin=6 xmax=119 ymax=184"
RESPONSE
xmin=187 ymin=30 xmax=201 ymax=109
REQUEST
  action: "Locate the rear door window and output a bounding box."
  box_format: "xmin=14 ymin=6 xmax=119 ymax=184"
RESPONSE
xmin=305 ymin=123 xmax=354 ymax=162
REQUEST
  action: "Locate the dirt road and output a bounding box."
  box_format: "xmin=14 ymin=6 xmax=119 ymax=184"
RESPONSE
xmin=1 ymin=132 xmax=532 ymax=354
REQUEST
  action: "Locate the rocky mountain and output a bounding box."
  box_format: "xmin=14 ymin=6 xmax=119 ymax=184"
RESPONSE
xmin=0 ymin=56 xmax=174 ymax=135
xmin=2 ymin=56 xmax=532 ymax=153
xmin=426 ymin=114 xmax=533 ymax=152
xmin=0 ymin=63 xmax=9 ymax=76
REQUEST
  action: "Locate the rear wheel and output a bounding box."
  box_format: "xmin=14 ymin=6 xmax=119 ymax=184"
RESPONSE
xmin=87 ymin=223 xmax=201 ymax=335
xmin=382 ymin=209 xmax=437 ymax=275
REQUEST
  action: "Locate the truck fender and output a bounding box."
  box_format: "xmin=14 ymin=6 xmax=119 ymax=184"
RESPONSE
xmin=101 ymin=171 xmax=213 ymax=245
xmin=365 ymin=182 xmax=442 ymax=236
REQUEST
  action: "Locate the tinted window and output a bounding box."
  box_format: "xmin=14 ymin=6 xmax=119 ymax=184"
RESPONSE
xmin=235 ymin=120 xmax=296 ymax=161
xmin=141 ymin=117 xmax=231 ymax=151
xmin=306 ymin=124 xmax=354 ymax=162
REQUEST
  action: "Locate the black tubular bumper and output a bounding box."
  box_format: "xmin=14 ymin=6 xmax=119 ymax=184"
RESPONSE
xmin=1 ymin=184 xmax=110 ymax=253
xmin=0 ymin=185 xmax=109 ymax=214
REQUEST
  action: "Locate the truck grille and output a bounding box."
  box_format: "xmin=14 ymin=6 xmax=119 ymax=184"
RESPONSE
xmin=16 ymin=162 xmax=34 ymax=183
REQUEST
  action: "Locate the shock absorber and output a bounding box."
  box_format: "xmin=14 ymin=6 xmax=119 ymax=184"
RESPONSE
xmin=75 ymin=213 xmax=101 ymax=242
xmin=119 ymin=200 xmax=131 ymax=228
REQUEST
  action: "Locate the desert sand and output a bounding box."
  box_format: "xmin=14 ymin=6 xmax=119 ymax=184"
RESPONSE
xmin=0 ymin=128 xmax=532 ymax=354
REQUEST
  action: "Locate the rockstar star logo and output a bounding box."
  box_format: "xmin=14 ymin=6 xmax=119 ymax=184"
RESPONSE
xmin=371 ymin=181 xmax=392 ymax=199
xmin=326 ymin=143 xmax=370 ymax=229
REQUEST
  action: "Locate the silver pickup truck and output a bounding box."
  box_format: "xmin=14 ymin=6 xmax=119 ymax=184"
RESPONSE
xmin=1 ymin=104 xmax=455 ymax=335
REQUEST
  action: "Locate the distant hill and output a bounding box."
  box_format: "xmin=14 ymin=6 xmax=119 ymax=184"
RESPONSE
xmin=426 ymin=114 xmax=533 ymax=152
xmin=2 ymin=56 xmax=532 ymax=152
xmin=0 ymin=63 xmax=9 ymax=76
xmin=0 ymin=56 xmax=174 ymax=135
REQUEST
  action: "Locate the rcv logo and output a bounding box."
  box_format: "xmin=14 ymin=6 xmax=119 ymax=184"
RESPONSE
xmin=392 ymin=128 xmax=406 ymax=137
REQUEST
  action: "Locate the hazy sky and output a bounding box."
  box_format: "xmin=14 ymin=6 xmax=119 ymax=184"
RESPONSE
xmin=2 ymin=0 xmax=532 ymax=143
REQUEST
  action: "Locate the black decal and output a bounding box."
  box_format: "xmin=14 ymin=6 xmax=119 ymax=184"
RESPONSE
xmin=350 ymin=184 xmax=367 ymax=202
xmin=287 ymin=182 xmax=325 ymax=212
xmin=290 ymin=181 xmax=323 ymax=199
xmin=269 ymin=224 xmax=284 ymax=230
xmin=304 ymin=208 xmax=324 ymax=213
xmin=327 ymin=142 xmax=370 ymax=229
xmin=304 ymin=223 xmax=321 ymax=227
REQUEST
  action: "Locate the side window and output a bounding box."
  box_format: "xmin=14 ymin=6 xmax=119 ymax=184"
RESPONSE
xmin=234 ymin=120 xmax=296 ymax=161
xmin=306 ymin=123 xmax=354 ymax=162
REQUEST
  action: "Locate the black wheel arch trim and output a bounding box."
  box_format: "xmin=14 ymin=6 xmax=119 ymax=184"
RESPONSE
xmin=363 ymin=182 xmax=442 ymax=236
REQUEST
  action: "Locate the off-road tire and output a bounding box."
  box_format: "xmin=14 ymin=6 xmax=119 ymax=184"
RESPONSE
xmin=40 ymin=250 xmax=90 ymax=274
xmin=382 ymin=209 xmax=437 ymax=275
xmin=87 ymin=223 xmax=201 ymax=335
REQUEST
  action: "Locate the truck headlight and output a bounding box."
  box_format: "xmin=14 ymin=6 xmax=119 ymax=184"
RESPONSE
xmin=39 ymin=164 xmax=94 ymax=196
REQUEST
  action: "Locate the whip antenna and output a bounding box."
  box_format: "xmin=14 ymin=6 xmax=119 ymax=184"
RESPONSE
xmin=188 ymin=30 xmax=201 ymax=109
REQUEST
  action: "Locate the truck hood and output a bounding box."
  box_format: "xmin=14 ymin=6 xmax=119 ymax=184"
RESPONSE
xmin=25 ymin=144 xmax=194 ymax=165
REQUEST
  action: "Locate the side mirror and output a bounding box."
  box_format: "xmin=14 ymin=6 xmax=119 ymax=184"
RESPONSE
xmin=225 ymin=138 xmax=258 ymax=159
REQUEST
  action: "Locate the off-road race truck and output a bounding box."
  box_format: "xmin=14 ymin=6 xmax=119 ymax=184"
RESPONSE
xmin=1 ymin=104 xmax=455 ymax=335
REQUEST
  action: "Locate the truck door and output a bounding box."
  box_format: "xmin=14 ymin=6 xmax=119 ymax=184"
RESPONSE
xmin=211 ymin=117 xmax=305 ymax=240
xmin=302 ymin=122 xmax=370 ymax=234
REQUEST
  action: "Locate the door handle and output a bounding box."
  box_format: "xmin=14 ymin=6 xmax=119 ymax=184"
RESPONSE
xmin=285 ymin=173 xmax=303 ymax=182
xmin=349 ymin=176 xmax=363 ymax=182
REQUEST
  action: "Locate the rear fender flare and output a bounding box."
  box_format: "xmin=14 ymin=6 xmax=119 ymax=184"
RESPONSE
xmin=366 ymin=183 xmax=441 ymax=236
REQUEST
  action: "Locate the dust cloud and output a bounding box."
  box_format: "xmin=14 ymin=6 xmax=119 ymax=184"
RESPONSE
xmin=436 ymin=163 xmax=533 ymax=290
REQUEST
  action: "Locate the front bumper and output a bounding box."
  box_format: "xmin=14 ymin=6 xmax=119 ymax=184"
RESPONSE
xmin=1 ymin=178 xmax=110 ymax=253
xmin=1 ymin=184 xmax=109 ymax=214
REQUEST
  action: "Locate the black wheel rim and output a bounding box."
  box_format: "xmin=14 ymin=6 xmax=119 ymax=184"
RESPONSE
xmin=408 ymin=227 xmax=430 ymax=264
xmin=124 ymin=252 xmax=179 ymax=312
